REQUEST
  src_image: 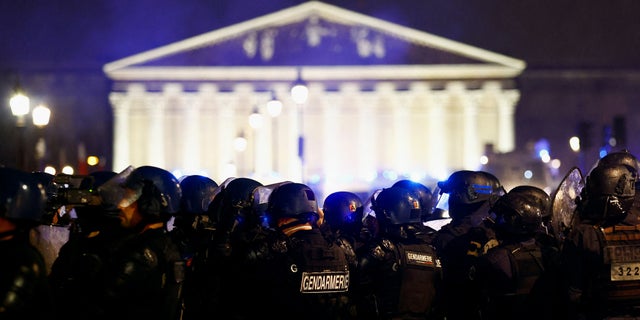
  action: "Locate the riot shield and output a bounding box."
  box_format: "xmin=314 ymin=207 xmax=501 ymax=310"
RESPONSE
xmin=30 ymin=224 xmax=70 ymax=275
xmin=550 ymin=166 xmax=584 ymax=242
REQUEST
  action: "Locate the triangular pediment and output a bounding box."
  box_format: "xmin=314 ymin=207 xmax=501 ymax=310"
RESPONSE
xmin=104 ymin=1 xmax=525 ymax=80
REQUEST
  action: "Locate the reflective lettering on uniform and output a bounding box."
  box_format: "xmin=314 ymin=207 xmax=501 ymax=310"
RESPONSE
xmin=604 ymin=245 xmax=640 ymax=263
xmin=300 ymin=271 xmax=349 ymax=293
xmin=405 ymin=250 xmax=436 ymax=267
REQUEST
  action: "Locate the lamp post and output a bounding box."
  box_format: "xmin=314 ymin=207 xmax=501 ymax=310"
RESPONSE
xmin=9 ymin=90 xmax=30 ymax=170
xmin=290 ymin=72 xmax=309 ymax=183
xmin=8 ymin=87 xmax=51 ymax=171
xmin=32 ymin=104 xmax=51 ymax=171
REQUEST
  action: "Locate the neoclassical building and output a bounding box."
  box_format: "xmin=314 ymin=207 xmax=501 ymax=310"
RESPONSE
xmin=103 ymin=1 xmax=525 ymax=196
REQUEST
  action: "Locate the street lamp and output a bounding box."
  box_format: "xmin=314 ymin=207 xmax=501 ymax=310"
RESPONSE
xmin=32 ymin=104 xmax=51 ymax=171
xmin=8 ymin=87 xmax=51 ymax=171
xmin=9 ymin=89 xmax=30 ymax=170
xmin=290 ymin=70 xmax=308 ymax=183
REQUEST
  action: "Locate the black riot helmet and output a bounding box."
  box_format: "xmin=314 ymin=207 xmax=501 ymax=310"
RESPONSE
xmin=121 ymin=165 xmax=182 ymax=216
xmin=594 ymin=149 xmax=639 ymax=178
xmin=0 ymin=167 xmax=47 ymax=225
xmin=493 ymin=185 xmax=549 ymax=236
xmin=267 ymin=182 xmax=319 ymax=226
xmin=581 ymin=163 xmax=636 ymax=222
xmin=208 ymin=177 xmax=263 ymax=234
xmin=437 ymin=170 xmax=503 ymax=219
xmin=179 ymin=175 xmax=218 ymax=216
xmin=392 ymin=179 xmax=434 ymax=221
xmin=372 ymin=186 xmax=422 ymax=227
xmin=322 ymin=191 xmax=363 ymax=235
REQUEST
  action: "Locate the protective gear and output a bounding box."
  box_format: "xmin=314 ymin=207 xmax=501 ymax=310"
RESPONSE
xmin=179 ymin=175 xmax=218 ymax=215
xmin=437 ymin=170 xmax=503 ymax=220
xmin=372 ymin=186 xmax=422 ymax=226
xmin=438 ymin=170 xmax=503 ymax=204
xmin=322 ymin=191 xmax=363 ymax=235
xmin=493 ymin=186 xmax=549 ymax=236
xmin=121 ymin=165 xmax=182 ymax=215
xmin=551 ymin=166 xmax=584 ymax=242
xmin=266 ymin=182 xmax=319 ymax=226
xmin=392 ymin=179 xmax=435 ymax=221
xmin=594 ymin=149 xmax=639 ymax=177
xmin=209 ymin=177 xmax=263 ymax=233
xmin=581 ymin=163 xmax=636 ymax=222
xmin=0 ymin=167 xmax=47 ymax=223
xmin=251 ymin=181 xmax=292 ymax=228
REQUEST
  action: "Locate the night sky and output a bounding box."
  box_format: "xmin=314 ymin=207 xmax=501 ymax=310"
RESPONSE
xmin=2 ymin=0 xmax=640 ymax=70
xmin=1 ymin=0 xmax=639 ymax=174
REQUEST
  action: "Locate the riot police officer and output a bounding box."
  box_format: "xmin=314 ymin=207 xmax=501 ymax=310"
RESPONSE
xmin=173 ymin=174 xmax=218 ymax=319
xmin=356 ymin=186 xmax=443 ymax=319
xmin=205 ymin=177 xmax=266 ymax=319
xmin=0 ymin=167 xmax=55 ymax=320
xmin=48 ymin=170 xmax=123 ymax=319
xmin=431 ymin=170 xmax=504 ymax=320
xmin=561 ymin=163 xmax=640 ymax=319
xmin=100 ymin=165 xmax=184 ymax=320
xmin=392 ymin=179 xmax=438 ymax=242
xmin=259 ymin=182 xmax=352 ymax=319
xmin=594 ymin=149 xmax=640 ymax=225
xmin=474 ymin=185 xmax=555 ymax=320
xmin=322 ymin=191 xmax=365 ymax=267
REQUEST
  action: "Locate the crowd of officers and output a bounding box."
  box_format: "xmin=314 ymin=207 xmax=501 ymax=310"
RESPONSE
xmin=2 ymin=149 xmax=640 ymax=319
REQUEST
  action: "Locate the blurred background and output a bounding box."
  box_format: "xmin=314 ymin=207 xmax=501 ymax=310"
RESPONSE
xmin=1 ymin=0 xmax=639 ymax=194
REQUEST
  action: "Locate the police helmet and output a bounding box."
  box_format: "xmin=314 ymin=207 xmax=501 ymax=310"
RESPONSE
xmin=179 ymin=175 xmax=218 ymax=215
xmin=595 ymin=149 xmax=640 ymax=176
xmin=209 ymin=177 xmax=263 ymax=233
xmin=493 ymin=186 xmax=548 ymax=236
xmin=582 ymin=163 xmax=635 ymax=222
xmin=372 ymin=186 xmax=422 ymax=227
xmin=267 ymin=183 xmax=319 ymax=225
xmin=392 ymin=179 xmax=434 ymax=221
xmin=322 ymin=191 xmax=363 ymax=234
xmin=437 ymin=170 xmax=503 ymax=204
xmin=122 ymin=166 xmax=182 ymax=215
xmin=0 ymin=167 xmax=47 ymax=224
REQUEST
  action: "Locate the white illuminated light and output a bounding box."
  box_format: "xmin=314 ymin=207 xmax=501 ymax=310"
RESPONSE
xmin=249 ymin=108 xmax=264 ymax=129
xmin=524 ymin=170 xmax=533 ymax=179
xmin=290 ymin=83 xmax=309 ymax=104
xmin=32 ymin=104 xmax=51 ymax=127
xmin=44 ymin=166 xmax=56 ymax=175
xmin=61 ymin=166 xmax=74 ymax=175
xmin=266 ymin=98 xmax=283 ymax=117
xmin=479 ymin=155 xmax=489 ymax=165
xmin=9 ymin=93 xmax=30 ymax=117
xmin=234 ymin=134 xmax=247 ymax=152
xmin=569 ymin=136 xmax=581 ymax=152
xmin=550 ymin=159 xmax=561 ymax=169
xmin=539 ymin=149 xmax=551 ymax=163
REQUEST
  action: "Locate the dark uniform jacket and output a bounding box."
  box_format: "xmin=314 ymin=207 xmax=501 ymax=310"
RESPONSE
xmin=259 ymin=228 xmax=352 ymax=320
xmin=102 ymin=227 xmax=183 ymax=320
xmin=562 ymin=213 xmax=640 ymax=319
xmin=0 ymin=234 xmax=54 ymax=320
xmin=357 ymin=230 xmax=442 ymax=319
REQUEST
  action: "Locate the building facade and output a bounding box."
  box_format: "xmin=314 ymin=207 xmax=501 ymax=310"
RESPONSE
xmin=104 ymin=1 xmax=525 ymax=196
